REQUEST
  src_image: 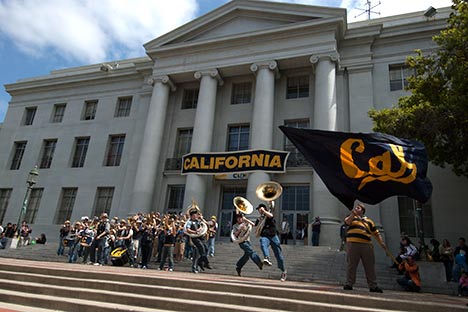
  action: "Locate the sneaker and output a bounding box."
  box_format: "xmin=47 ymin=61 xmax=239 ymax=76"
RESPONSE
xmin=280 ymin=271 xmax=287 ymax=282
xmin=236 ymin=267 xmax=242 ymax=276
xmin=343 ymin=285 xmax=353 ymax=290
xmin=169 ymin=268 xmax=173 ymax=272
xmin=192 ymin=270 xmax=199 ymax=274
xmin=205 ymin=264 xmax=213 ymax=270
xmin=263 ymin=258 xmax=273 ymax=266
xmin=369 ymin=287 xmax=383 ymax=293
xmin=157 ymin=267 xmax=162 ymax=271
xmin=257 ymin=261 xmax=263 ymax=270
xmin=93 ymin=263 xmax=100 ymax=266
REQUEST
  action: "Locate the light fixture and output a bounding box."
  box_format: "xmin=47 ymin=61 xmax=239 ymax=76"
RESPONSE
xmin=424 ymin=6 xmax=437 ymax=18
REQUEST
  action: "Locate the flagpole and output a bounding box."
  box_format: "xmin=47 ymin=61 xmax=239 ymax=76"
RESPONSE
xmin=372 ymin=232 xmax=399 ymax=266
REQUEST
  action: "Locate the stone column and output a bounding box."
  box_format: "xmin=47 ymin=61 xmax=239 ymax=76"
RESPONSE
xmin=131 ymin=75 xmax=175 ymax=214
xmin=309 ymin=54 xmax=342 ymax=247
xmin=183 ymin=69 xmax=223 ymax=212
xmin=246 ymin=61 xmax=279 ymax=208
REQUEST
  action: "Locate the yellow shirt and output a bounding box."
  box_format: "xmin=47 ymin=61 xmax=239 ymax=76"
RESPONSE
xmin=346 ymin=216 xmax=379 ymax=244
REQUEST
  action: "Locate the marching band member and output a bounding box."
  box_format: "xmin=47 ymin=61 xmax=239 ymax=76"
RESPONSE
xmin=207 ymin=216 xmax=218 ymax=257
xmin=116 ymin=219 xmax=135 ymax=267
xmin=184 ymin=208 xmax=212 ymax=273
xmin=158 ymin=215 xmax=177 ymax=271
xmin=90 ymin=212 xmax=110 ymax=266
xmin=233 ymin=213 xmax=263 ymax=276
xmin=139 ymin=218 xmax=156 ymax=269
xmin=255 ymin=203 xmax=287 ymax=281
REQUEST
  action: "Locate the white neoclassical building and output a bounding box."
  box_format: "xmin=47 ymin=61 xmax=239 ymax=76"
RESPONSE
xmin=1 ymin=0 xmax=466 ymax=254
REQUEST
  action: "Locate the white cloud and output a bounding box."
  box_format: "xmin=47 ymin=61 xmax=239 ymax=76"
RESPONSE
xmin=0 ymin=0 xmax=198 ymax=63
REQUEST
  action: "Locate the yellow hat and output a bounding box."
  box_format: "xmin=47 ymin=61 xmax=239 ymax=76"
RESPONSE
xmin=211 ymin=215 xmax=217 ymax=220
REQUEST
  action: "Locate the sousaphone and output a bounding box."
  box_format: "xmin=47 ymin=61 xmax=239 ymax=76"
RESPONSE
xmin=184 ymin=199 xmax=208 ymax=238
xmin=231 ymin=196 xmax=254 ymax=244
xmin=255 ymin=181 xmax=283 ymax=237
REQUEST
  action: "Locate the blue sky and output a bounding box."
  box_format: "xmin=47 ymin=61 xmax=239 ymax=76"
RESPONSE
xmin=0 ymin=0 xmax=453 ymax=122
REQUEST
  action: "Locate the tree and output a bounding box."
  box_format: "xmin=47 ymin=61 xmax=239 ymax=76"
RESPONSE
xmin=369 ymin=0 xmax=468 ymax=178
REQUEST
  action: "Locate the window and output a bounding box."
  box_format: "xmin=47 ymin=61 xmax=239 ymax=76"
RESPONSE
xmin=286 ymin=75 xmax=309 ymax=99
xmin=10 ymin=141 xmax=27 ymax=170
xmin=175 ymin=129 xmax=193 ymax=158
xmin=51 ymin=104 xmax=66 ymax=123
xmin=71 ymin=137 xmax=90 ymax=168
xmin=167 ymin=185 xmax=185 ymax=214
xmin=93 ymin=187 xmax=114 ymax=217
xmin=284 ymin=119 xmax=310 ymax=167
xmin=82 ymin=100 xmax=98 ymax=120
xmin=115 ymin=96 xmax=132 ymax=117
xmin=39 ymin=139 xmax=57 ymax=169
xmin=227 ymin=125 xmax=249 ymax=151
xmin=398 ymin=197 xmax=434 ymax=238
xmin=54 ymin=188 xmax=77 ymax=224
xmin=0 ymin=189 xmax=12 ymax=224
xmin=24 ymin=188 xmax=43 ymax=224
xmin=231 ymin=82 xmax=252 ymax=104
xmin=24 ymin=107 xmax=37 ymax=126
xmin=105 ymin=134 xmax=125 ymax=166
xmin=282 ymin=185 xmax=310 ymax=211
xmin=182 ymin=88 xmax=199 ymax=109
xmin=389 ymin=64 xmax=414 ymax=91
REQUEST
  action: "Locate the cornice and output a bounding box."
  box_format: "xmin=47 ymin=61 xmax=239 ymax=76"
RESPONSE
xmin=144 ymin=0 xmax=346 ymax=50
xmin=146 ymin=16 xmax=345 ymax=58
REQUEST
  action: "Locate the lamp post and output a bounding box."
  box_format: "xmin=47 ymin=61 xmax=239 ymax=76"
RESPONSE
xmin=17 ymin=166 xmax=39 ymax=228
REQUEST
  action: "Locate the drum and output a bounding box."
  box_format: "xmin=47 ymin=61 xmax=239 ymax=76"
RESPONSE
xmin=80 ymin=236 xmax=93 ymax=247
xmin=110 ymin=247 xmax=129 ymax=266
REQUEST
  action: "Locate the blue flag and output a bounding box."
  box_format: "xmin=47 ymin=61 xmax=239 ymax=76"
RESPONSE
xmin=279 ymin=126 xmax=433 ymax=209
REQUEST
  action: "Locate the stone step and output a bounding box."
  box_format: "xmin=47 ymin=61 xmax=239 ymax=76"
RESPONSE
xmin=0 ymin=259 xmax=466 ymax=312
xmin=0 ymin=240 xmax=457 ymax=296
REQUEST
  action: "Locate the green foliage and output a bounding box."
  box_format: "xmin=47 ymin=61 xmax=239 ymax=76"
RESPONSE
xmin=369 ymin=0 xmax=468 ymax=177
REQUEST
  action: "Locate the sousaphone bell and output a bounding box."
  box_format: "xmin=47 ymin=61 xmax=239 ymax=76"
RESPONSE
xmin=256 ymin=181 xmax=283 ymax=207
xmin=233 ymin=196 xmax=253 ymax=215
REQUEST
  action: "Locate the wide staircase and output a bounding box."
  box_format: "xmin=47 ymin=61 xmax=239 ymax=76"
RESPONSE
xmin=0 ymin=240 xmax=464 ymax=311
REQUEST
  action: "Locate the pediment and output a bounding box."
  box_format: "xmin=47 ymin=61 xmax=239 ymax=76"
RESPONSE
xmin=144 ymin=0 xmax=346 ymax=51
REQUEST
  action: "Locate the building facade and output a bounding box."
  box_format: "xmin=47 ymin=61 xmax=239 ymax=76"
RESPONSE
xmin=1 ymin=0 xmax=466 ymax=256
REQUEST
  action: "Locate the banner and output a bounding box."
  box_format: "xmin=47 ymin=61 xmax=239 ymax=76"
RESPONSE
xmin=181 ymin=149 xmax=289 ymax=175
xmin=279 ymin=126 xmax=433 ymax=209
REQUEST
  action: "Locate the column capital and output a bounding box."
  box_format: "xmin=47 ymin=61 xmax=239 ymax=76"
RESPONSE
xmin=250 ymin=61 xmax=280 ymax=79
xmin=194 ymin=69 xmax=224 ymax=86
xmin=147 ymin=75 xmax=176 ymax=91
xmin=309 ymin=52 xmax=340 ymax=65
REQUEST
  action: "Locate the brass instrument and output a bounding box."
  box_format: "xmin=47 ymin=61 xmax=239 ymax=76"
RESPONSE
xmin=233 ymin=196 xmax=253 ymax=215
xmin=184 ymin=200 xmax=208 ymax=238
xmin=231 ymin=197 xmax=254 ymax=244
xmin=255 ymin=181 xmax=283 ymax=237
